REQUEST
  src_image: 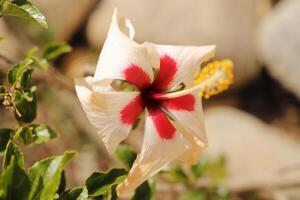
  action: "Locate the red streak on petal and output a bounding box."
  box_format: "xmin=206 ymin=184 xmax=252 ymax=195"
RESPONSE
xmin=148 ymin=106 xmax=176 ymax=140
xmin=124 ymin=64 xmax=151 ymax=90
xmin=121 ymin=95 xmax=145 ymax=125
xmin=152 ymin=55 xmax=177 ymax=91
xmin=164 ymin=94 xmax=195 ymax=111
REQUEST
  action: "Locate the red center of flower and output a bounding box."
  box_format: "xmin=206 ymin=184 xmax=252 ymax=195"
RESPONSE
xmin=120 ymin=55 xmax=195 ymax=140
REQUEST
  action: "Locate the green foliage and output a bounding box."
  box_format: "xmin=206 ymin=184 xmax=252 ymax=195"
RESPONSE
xmin=115 ymin=144 xmax=137 ymax=168
xmin=28 ymin=151 xmax=77 ymax=200
xmin=85 ymin=169 xmax=127 ymax=198
xmin=7 ymin=59 xmax=33 ymax=86
xmin=132 ymin=180 xmax=155 ymax=200
xmin=42 ymin=41 xmax=72 ymax=61
xmin=0 ymin=0 xmax=47 ymax=28
xmin=26 ymin=47 xmax=48 ymax=70
xmin=0 ymin=86 xmax=5 ymax=101
xmin=13 ymin=90 xmax=37 ymax=123
xmin=191 ymin=155 xmax=227 ymax=182
xmin=161 ymin=166 xmax=188 ymax=184
xmin=0 ymin=129 xmax=12 ymax=152
xmin=0 ymin=70 xmax=4 ymax=83
xmin=62 ymin=186 xmax=88 ymax=200
xmin=0 ymin=156 xmax=31 ymax=200
xmin=3 ymin=140 xmax=24 ymax=170
xmin=14 ymin=124 xmax=57 ymax=145
xmin=179 ymin=191 xmax=206 ymax=200
xmin=178 ymin=186 xmax=229 ymax=200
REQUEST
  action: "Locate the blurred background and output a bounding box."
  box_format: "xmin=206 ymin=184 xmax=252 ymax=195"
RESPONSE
xmin=1 ymin=0 xmax=300 ymax=199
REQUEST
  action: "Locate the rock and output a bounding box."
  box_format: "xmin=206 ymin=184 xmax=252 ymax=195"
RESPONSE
xmin=258 ymin=0 xmax=300 ymax=99
xmin=31 ymin=0 xmax=98 ymax=41
xmin=204 ymin=106 xmax=300 ymax=190
xmin=61 ymin=48 xmax=98 ymax=79
xmin=87 ymin=0 xmax=271 ymax=87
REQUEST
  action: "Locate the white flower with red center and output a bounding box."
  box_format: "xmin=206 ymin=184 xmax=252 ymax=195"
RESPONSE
xmin=75 ymin=9 xmax=232 ymax=197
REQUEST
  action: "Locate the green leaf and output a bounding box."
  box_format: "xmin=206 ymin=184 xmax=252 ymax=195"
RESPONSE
xmin=14 ymin=126 xmax=33 ymax=145
xmin=31 ymin=124 xmax=57 ymax=144
xmin=8 ymin=58 xmax=33 ymax=85
xmin=0 ymin=86 xmax=6 ymax=101
xmin=0 ymin=0 xmax=48 ymax=29
xmin=3 ymin=140 xmax=24 ymax=170
xmin=14 ymin=124 xmax=57 ymax=145
xmin=115 ymin=145 xmax=137 ymax=168
xmin=0 ymin=156 xmax=31 ymax=200
xmin=28 ymin=151 xmax=77 ymax=200
xmin=25 ymin=47 xmax=49 ymax=70
xmin=57 ymin=171 xmax=66 ymax=195
xmin=161 ymin=166 xmax=188 ymax=184
xmin=206 ymin=156 xmax=227 ymax=182
xmin=85 ymin=168 xmax=127 ymax=197
xmin=20 ymin=68 xmax=33 ymax=89
xmin=42 ymin=41 xmax=72 ymax=61
xmin=0 ymin=86 xmax=5 ymax=94
xmin=132 ymin=180 xmax=155 ymax=200
xmin=13 ymin=90 xmax=37 ymax=123
xmin=178 ymin=191 xmax=206 ymax=200
xmin=0 ymin=70 xmax=5 ymax=83
xmin=62 ymin=186 xmax=88 ymax=200
xmin=0 ymin=129 xmax=12 ymax=152
xmin=107 ymin=186 xmax=117 ymax=200
xmin=191 ymin=156 xmax=208 ymax=178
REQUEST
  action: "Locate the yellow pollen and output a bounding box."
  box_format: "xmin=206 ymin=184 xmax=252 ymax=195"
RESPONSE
xmin=194 ymin=59 xmax=234 ymax=99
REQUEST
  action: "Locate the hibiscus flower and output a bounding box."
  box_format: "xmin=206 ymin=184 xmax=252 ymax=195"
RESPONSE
xmin=75 ymin=8 xmax=232 ymax=197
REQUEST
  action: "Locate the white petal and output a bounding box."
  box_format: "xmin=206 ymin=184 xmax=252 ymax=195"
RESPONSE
xmin=166 ymin=94 xmax=208 ymax=164
xmin=75 ymin=77 xmax=142 ymax=153
xmin=117 ymin=108 xmax=190 ymax=197
xmin=93 ymin=8 xmax=155 ymax=85
xmin=145 ymin=42 xmax=215 ymax=89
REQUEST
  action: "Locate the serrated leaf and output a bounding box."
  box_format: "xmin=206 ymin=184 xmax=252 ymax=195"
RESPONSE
xmin=62 ymin=186 xmax=88 ymax=200
xmin=13 ymin=90 xmax=37 ymax=123
xmin=0 ymin=129 xmax=12 ymax=152
xmin=0 ymin=0 xmax=48 ymax=29
xmin=8 ymin=58 xmax=33 ymax=85
xmin=3 ymin=140 xmax=24 ymax=170
xmin=28 ymin=151 xmax=77 ymax=200
xmin=131 ymin=179 xmax=155 ymax=200
xmin=178 ymin=191 xmax=206 ymax=200
xmin=85 ymin=168 xmax=127 ymax=197
xmin=115 ymin=145 xmax=137 ymax=168
xmin=42 ymin=41 xmax=72 ymax=61
xmin=0 ymin=156 xmax=31 ymax=200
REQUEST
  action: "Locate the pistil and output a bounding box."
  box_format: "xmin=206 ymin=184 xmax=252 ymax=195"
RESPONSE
xmin=151 ymin=60 xmax=234 ymax=100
